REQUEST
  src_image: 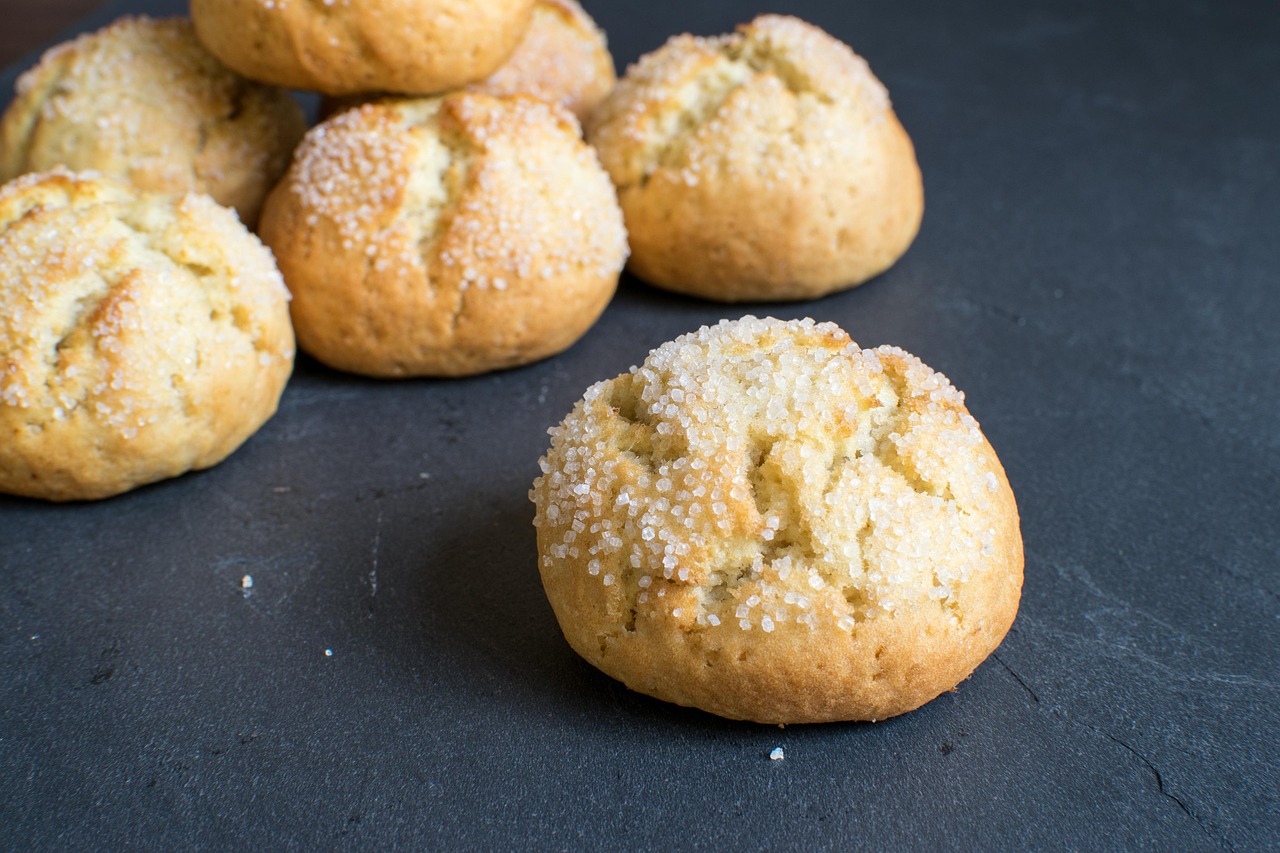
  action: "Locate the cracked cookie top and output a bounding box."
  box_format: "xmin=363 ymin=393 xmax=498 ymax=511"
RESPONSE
xmin=586 ymin=15 xmax=924 ymax=302
xmin=0 ymin=16 xmax=306 ymax=226
xmin=259 ymin=92 xmax=627 ymax=378
xmin=0 ymin=170 xmax=295 ymax=501
xmin=531 ymin=316 xmax=1023 ymax=723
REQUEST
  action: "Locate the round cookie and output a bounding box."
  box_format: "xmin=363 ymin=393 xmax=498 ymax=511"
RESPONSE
xmin=318 ymin=0 xmax=616 ymax=125
xmin=0 ymin=16 xmax=306 ymax=227
xmin=587 ymin=15 xmax=924 ymax=302
xmin=0 ymin=170 xmax=295 ymax=501
xmin=531 ymin=317 xmax=1022 ymax=724
xmin=258 ymin=93 xmax=628 ymax=378
xmin=479 ymin=0 xmax=616 ymax=122
xmin=190 ymin=0 xmax=536 ymax=97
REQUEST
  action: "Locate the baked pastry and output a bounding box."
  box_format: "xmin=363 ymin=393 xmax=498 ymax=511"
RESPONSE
xmin=258 ymin=93 xmax=628 ymax=377
xmin=587 ymin=15 xmax=924 ymax=302
xmin=0 ymin=16 xmax=306 ymax=226
xmin=531 ymin=317 xmax=1022 ymax=723
xmin=0 ymin=170 xmax=295 ymax=501
xmin=319 ymin=0 xmax=616 ymax=125
xmin=190 ymin=0 xmax=536 ymax=97
xmin=478 ymin=0 xmax=616 ymax=122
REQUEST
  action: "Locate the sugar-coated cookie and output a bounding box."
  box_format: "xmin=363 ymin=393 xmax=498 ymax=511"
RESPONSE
xmin=588 ymin=16 xmax=924 ymax=302
xmin=190 ymin=0 xmax=536 ymax=97
xmin=479 ymin=0 xmax=616 ymax=122
xmin=0 ymin=16 xmax=305 ymax=226
xmin=0 ymin=170 xmax=295 ymax=501
xmin=318 ymin=0 xmax=615 ymax=126
xmin=531 ymin=317 xmax=1022 ymax=723
xmin=258 ymin=93 xmax=628 ymax=377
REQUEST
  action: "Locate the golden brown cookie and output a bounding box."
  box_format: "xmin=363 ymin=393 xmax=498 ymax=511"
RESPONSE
xmin=479 ymin=0 xmax=616 ymax=122
xmin=587 ymin=15 xmax=924 ymax=302
xmin=0 ymin=170 xmax=295 ymax=501
xmin=258 ymin=93 xmax=628 ymax=377
xmin=531 ymin=317 xmax=1022 ymax=723
xmin=190 ymin=0 xmax=536 ymax=97
xmin=0 ymin=16 xmax=306 ymax=227
xmin=318 ymin=0 xmax=616 ymax=125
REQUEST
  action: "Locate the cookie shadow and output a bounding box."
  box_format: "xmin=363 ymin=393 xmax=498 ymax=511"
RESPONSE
xmin=390 ymin=482 xmax=774 ymax=736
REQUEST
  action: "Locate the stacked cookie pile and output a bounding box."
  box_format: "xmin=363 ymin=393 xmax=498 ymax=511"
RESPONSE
xmin=0 ymin=3 xmax=1021 ymax=726
xmin=0 ymin=2 xmax=628 ymax=498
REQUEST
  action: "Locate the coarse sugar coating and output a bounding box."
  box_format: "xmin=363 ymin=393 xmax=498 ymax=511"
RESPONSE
xmin=190 ymin=0 xmax=535 ymax=97
xmin=0 ymin=170 xmax=295 ymax=501
xmin=258 ymin=92 xmax=628 ymax=377
xmin=587 ymin=15 xmax=924 ymax=302
xmin=0 ymin=16 xmax=306 ymax=227
xmin=531 ymin=317 xmax=1022 ymax=723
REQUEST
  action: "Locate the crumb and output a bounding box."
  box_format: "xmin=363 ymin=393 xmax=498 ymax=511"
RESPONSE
xmin=769 ymin=747 xmax=785 ymax=761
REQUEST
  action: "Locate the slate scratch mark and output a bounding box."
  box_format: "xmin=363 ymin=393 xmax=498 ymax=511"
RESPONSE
xmin=77 ymin=642 xmax=123 ymax=689
xmin=991 ymin=652 xmax=1039 ymax=704
xmin=1104 ymin=734 xmax=1230 ymax=849
xmin=368 ymin=511 xmax=382 ymax=618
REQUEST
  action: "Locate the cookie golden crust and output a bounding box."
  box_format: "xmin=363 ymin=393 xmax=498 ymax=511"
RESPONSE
xmin=0 ymin=16 xmax=306 ymax=227
xmin=0 ymin=171 xmax=295 ymax=501
xmin=190 ymin=0 xmax=535 ymax=97
xmin=587 ymin=15 xmax=924 ymax=302
xmin=531 ymin=317 xmax=1022 ymax=723
xmin=258 ymin=93 xmax=628 ymax=378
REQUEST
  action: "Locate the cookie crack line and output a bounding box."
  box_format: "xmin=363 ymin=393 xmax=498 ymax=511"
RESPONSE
xmin=112 ymin=210 xmax=262 ymax=353
xmin=724 ymin=33 xmax=833 ymax=104
xmin=871 ymin=365 xmax=959 ymax=502
xmin=414 ymin=115 xmax=475 ymax=341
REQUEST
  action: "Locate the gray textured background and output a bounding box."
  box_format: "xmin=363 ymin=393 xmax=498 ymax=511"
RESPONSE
xmin=2 ymin=0 xmax=1277 ymax=848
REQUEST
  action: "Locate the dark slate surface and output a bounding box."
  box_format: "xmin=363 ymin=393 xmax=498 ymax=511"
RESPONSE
xmin=2 ymin=0 xmax=1277 ymax=849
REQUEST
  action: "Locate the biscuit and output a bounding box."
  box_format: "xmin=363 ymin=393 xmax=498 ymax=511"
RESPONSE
xmin=0 ymin=16 xmax=306 ymax=227
xmin=258 ymin=93 xmax=628 ymax=377
xmin=479 ymin=0 xmax=616 ymax=122
xmin=531 ymin=317 xmax=1022 ymax=723
xmin=0 ymin=170 xmax=295 ymax=501
xmin=190 ymin=0 xmax=536 ymax=97
xmin=319 ymin=0 xmax=616 ymax=126
xmin=587 ymin=15 xmax=924 ymax=302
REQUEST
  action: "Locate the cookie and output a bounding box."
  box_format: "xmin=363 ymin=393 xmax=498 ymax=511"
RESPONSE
xmin=190 ymin=0 xmax=536 ymax=97
xmin=319 ymin=0 xmax=616 ymax=126
xmin=0 ymin=170 xmax=295 ymax=501
xmin=0 ymin=16 xmax=306 ymax=226
xmin=531 ymin=317 xmax=1022 ymax=723
xmin=258 ymin=93 xmax=628 ymax=377
xmin=587 ymin=15 xmax=924 ymax=302
xmin=478 ymin=0 xmax=616 ymax=122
